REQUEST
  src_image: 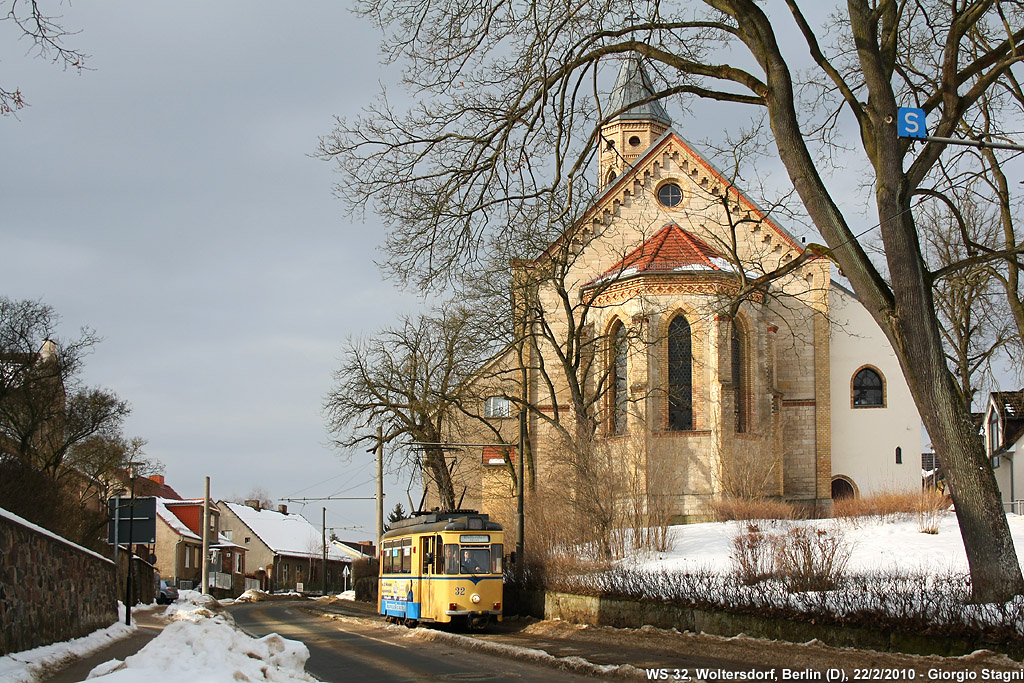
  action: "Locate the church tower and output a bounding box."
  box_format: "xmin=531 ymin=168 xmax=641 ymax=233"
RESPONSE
xmin=599 ymin=55 xmax=672 ymax=190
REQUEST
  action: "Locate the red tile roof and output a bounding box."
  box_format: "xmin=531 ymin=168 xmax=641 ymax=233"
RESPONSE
xmin=591 ymin=223 xmax=731 ymax=283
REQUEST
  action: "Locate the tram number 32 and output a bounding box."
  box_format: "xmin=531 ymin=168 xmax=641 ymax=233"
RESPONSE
xmin=455 ymin=587 xmax=465 ymax=595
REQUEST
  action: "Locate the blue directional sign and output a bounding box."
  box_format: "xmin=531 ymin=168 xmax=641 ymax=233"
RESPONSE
xmin=897 ymin=107 xmax=927 ymax=138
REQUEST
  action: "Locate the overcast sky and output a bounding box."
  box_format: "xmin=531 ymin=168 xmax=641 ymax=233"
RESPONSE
xmin=0 ymin=2 xmax=421 ymax=540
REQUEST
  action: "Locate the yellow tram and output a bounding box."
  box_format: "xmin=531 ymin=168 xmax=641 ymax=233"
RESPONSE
xmin=378 ymin=510 xmax=504 ymax=629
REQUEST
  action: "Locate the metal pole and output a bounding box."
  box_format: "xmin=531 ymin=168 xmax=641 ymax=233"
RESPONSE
xmin=376 ymin=426 xmax=384 ymax=555
xmin=322 ymin=507 xmax=327 ymax=596
xmin=125 ymin=471 xmax=136 ymax=626
xmin=201 ymin=476 xmax=211 ymax=595
xmin=516 ymin=407 xmax=526 ymax=583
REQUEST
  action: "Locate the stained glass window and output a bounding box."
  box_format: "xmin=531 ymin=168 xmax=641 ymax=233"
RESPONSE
xmin=668 ymin=315 xmax=693 ymax=430
xmin=613 ymin=322 xmax=628 ymax=434
xmin=731 ymin=323 xmax=746 ymax=433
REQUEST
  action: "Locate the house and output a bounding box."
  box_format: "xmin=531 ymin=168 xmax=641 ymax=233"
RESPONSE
xmin=450 ymin=55 xmax=923 ymax=523
xmin=983 ymin=391 xmax=1024 ymax=513
xmin=151 ymin=496 xmax=248 ymax=596
xmin=219 ymin=501 xmax=350 ymax=593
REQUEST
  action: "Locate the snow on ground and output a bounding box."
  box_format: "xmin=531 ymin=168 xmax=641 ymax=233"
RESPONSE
xmin=0 ymin=593 xmax=316 ymax=683
xmin=623 ymin=511 xmax=1024 ymax=576
xmin=0 ymin=604 xmax=134 ymax=683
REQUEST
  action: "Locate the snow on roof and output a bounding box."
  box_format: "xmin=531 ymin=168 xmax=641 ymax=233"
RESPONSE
xmin=586 ymin=223 xmax=748 ymax=287
xmin=156 ymin=499 xmax=200 ymax=541
xmin=0 ymin=505 xmax=113 ymax=564
xmin=222 ymin=502 xmax=348 ymax=562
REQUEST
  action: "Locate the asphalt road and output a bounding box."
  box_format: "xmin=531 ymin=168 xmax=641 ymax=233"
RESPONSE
xmin=229 ymin=600 xmax=602 ymax=682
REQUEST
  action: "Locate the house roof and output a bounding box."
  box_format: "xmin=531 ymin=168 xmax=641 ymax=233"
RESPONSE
xmin=587 ymin=223 xmax=734 ymax=286
xmin=222 ymin=501 xmax=348 ymax=562
xmin=156 ymin=498 xmax=201 ymax=541
xmin=993 ymin=391 xmax=1024 ymax=419
xmin=155 ymin=498 xmax=238 ymax=547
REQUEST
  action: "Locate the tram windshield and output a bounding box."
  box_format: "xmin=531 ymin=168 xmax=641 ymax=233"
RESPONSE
xmin=444 ymin=544 xmax=496 ymax=574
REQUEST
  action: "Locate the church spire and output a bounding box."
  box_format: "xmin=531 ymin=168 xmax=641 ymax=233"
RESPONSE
xmin=599 ymin=54 xmax=672 ymax=190
xmin=607 ymin=54 xmax=672 ymax=126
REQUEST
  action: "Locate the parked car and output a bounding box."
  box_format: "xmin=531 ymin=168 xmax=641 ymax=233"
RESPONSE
xmin=156 ymin=579 xmax=179 ymax=604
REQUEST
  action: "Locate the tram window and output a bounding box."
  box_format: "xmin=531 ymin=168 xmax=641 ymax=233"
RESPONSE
xmin=491 ymin=544 xmax=503 ymax=574
xmin=401 ymin=539 xmax=412 ymax=573
xmin=422 ymin=537 xmax=432 ymax=573
xmin=444 ymin=544 xmax=460 ymax=575
xmin=460 ymin=547 xmax=489 ymax=574
xmin=381 ymin=542 xmax=391 ymax=573
xmin=435 ymin=536 xmax=444 ymax=574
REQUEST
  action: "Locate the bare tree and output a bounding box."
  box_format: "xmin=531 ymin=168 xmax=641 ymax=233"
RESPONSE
xmin=1 ymin=0 xmax=88 ymax=114
xmin=324 ymin=305 xmax=486 ymax=510
xmin=323 ymin=1 xmax=1024 ymax=601
xmin=0 ymin=297 xmax=134 ymax=546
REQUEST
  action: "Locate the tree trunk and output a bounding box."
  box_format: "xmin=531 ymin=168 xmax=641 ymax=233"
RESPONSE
xmin=423 ymin=445 xmax=456 ymax=510
xmin=734 ymin=0 xmax=1024 ymax=601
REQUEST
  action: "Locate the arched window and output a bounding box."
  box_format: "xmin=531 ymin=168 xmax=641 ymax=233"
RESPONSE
xmin=612 ymin=321 xmax=628 ymax=435
xmin=731 ymin=322 xmax=747 ymax=433
xmin=668 ymin=315 xmax=693 ymax=430
xmin=852 ymin=367 xmax=884 ymax=407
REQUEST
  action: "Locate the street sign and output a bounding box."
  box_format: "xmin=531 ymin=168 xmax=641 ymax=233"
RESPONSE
xmin=897 ymin=107 xmax=927 ymax=138
xmin=107 ymin=496 xmax=157 ymax=545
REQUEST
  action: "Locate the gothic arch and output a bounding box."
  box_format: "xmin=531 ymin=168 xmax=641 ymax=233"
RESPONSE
xmin=606 ymin=317 xmax=629 ymax=435
xmin=666 ymin=311 xmax=694 ymax=431
xmin=729 ymin=313 xmax=753 ymax=434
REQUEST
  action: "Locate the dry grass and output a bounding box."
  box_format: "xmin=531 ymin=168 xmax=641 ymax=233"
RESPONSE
xmin=709 ymin=496 xmax=802 ymax=522
xmin=833 ymin=490 xmax=951 ymax=529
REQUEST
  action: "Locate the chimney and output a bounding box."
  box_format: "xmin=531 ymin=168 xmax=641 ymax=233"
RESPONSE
xmin=245 ymin=499 xmax=261 ymax=511
xmin=149 ymin=474 xmax=165 ymax=486
xmin=278 ymin=504 xmax=288 ymax=515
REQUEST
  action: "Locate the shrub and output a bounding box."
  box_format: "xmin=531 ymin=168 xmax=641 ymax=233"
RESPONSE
xmin=709 ymin=497 xmax=800 ymax=522
xmin=771 ymin=526 xmax=851 ymax=592
xmin=731 ymin=524 xmax=775 ymax=585
xmin=833 ymin=490 xmax=948 ymax=523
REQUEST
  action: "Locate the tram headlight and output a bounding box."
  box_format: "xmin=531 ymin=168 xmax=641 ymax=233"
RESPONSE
xmin=471 ymin=593 xmax=481 ymax=604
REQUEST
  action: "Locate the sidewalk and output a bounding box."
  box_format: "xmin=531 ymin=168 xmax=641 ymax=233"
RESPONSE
xmin=39 ymin=607 xmax=166 ymax=683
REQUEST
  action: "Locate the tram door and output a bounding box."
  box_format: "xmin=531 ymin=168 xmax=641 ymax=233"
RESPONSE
xmin=420 ymin=535 xmax=433 ymax=618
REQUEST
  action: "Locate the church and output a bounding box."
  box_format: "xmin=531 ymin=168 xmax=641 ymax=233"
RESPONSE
xmin=449 ymin=56 xmax=922 ymax=523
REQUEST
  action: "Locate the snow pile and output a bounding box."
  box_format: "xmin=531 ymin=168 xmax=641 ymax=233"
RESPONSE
xmin=87 ymin=593 xmax=316 ymax=683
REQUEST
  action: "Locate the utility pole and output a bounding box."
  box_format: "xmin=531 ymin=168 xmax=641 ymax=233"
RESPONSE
xmin=201 ymin=476 xmax=211 ymax=595
xmin=516 ymin=406 xmax=526 ymax=583
xmin=322 ymin=507 xmax=327 ymax=596
xmin=376 ymin=425 xmax=384 ymax=555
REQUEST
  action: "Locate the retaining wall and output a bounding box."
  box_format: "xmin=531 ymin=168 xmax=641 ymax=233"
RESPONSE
xmin=0 ymin=507 xmax=118 ymax=656
xmin=536 ymin=591 xmax=1023 ymax=660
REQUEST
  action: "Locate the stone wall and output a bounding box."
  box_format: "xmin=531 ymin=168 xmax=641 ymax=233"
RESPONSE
xmin=0 ymin=508 xmax=118 ymax=656
xmin=537 ymin=590 xmax=1023 ymax=660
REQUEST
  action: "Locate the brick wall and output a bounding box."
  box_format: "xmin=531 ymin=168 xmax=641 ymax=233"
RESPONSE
xmin=0 ymin=508 xmax=117 ymax=656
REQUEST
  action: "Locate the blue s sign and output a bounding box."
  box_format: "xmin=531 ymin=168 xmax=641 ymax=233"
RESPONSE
xmin=897 ymin=107 xmax=927 ymax=138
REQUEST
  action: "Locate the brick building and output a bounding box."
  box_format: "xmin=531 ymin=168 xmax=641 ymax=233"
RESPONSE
xmin=449 ymin=55 xmax=922 ymax=523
